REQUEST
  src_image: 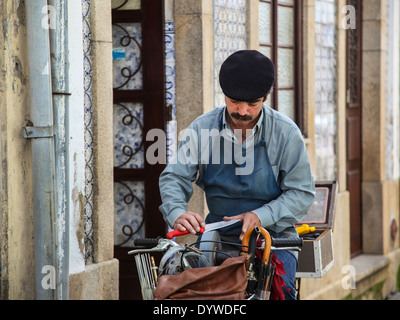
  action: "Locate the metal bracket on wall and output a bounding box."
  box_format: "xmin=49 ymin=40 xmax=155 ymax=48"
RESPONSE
xmin=22 ymin=125 xmax=55 ymax=139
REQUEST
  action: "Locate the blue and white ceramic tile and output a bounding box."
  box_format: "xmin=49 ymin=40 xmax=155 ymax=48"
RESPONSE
xmin=165 ymin=23 xmax=176 ymax=120
xmin=167 ymin=120 xmax=177 ymax=162
xmin=213 ymin=0 xmax=247 ymax=107
xmin=113 ymin=19 xmax=178 ymax=244
xmin=165 ymin=20 xmax=177 ymax=163
xmin=112 ymin=23 xmax=143 ymax=90
xmin=82 ymin=0 xmax=94 ymax=264
xmin=114 ymin=181 xmax=145 ymax=247
xmin=113 ymin=102 xmax=144 ymax=169
xmin=112 ymin=22 xmax=145 ymax=245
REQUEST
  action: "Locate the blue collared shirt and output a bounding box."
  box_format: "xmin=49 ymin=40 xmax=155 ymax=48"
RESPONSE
xmin=159 ymin=106 xmax=315 ymax=236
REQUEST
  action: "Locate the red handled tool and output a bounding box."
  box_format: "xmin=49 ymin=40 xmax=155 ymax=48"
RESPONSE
xmin=166 ymin=219 xmax=241 ymax=239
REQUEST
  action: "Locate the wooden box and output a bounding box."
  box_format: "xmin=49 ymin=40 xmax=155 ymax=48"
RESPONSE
xmin=295 ymin=181 xmax=338 ymax=278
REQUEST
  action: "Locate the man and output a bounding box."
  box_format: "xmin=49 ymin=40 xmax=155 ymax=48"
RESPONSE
xmin=159 ymin=50 xmax=315 ymax=299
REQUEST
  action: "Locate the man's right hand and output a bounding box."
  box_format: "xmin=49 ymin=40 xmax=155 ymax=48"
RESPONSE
xmin=173 ymin=211 xmax=206 ymax=235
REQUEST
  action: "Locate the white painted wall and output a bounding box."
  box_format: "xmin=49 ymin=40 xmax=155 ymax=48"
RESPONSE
xmin=67 ymin=0 xmax=86 ymax=275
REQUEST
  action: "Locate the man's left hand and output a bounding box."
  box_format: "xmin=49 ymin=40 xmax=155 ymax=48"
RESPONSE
xmin=223 ymin=212 xmax=261 ymax=241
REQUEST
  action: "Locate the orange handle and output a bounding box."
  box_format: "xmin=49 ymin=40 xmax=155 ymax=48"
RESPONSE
xmin=166 ymin=227 xmax=205 ymax=239
xmin=242 ymin=227 xmax=271 ymax=264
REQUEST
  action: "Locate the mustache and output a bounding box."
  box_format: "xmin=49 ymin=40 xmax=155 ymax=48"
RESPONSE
xmin=230 ymin=113 xmax=252 ymax=121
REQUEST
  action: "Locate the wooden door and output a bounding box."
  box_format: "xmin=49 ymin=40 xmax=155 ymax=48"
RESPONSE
xmin=112 ymin=0 xmax=166 ymax=299
xmin=346 ymin=0 xmax=363 ymax=256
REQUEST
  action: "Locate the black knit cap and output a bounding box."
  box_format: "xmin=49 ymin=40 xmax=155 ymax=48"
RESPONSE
xmin=219 ymin=50 xmax=275 ymax=101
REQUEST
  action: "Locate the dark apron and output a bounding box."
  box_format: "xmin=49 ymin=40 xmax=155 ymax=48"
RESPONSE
xmin=203 ymin=114 xmax=281 ymax=238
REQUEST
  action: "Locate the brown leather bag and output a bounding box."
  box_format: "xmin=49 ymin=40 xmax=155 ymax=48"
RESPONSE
xmin=154 ymin=254 xmax=249 ymax=300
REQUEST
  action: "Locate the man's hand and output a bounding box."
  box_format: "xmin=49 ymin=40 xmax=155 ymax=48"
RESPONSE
xmin=173 ymin=211 xmax=206 ymax=235
xmin=224 ymin=212 xmax=261 ymax=241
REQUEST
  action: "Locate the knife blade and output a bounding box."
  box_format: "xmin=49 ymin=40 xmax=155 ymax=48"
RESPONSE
xmin=166 ymin=219 xmax=241 ymax=239
xmin=204 ymin=219 xmax=241 ymax=232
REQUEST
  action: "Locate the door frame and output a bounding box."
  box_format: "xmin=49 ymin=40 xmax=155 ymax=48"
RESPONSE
xmin=345 ymin=0 xmax=363 ymax=257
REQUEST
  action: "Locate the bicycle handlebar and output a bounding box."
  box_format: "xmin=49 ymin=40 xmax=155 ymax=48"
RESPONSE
xmin=271 ymin=237 xmax=303 ymax=248
xmin=132 ymin=236 xmax=303 ymax=249
xmin=133 ymin=237 xmax=161 ymax=247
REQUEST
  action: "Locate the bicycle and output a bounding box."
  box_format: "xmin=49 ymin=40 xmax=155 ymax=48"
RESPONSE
xmin=129 ymin=226 xmax=303 ymax=300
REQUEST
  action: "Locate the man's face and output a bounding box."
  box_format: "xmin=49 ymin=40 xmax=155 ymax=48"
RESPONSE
xmin=225 ymin=96 xmax=266 ymax=129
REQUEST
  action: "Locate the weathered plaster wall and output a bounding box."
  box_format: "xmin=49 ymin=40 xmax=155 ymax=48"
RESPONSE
xmin=0 ymin=0 xmax=118 ymax=300
xmin=0 ymin=0 xmax=35 ymax=299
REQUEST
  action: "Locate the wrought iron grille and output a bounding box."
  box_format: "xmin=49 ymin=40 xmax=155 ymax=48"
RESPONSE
xmin=112 ymin=17 xmax=146 ymax=247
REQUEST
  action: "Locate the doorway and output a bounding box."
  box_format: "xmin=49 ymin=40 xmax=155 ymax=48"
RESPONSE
xmin=112 ymin=0 xmax=167 ymax=299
